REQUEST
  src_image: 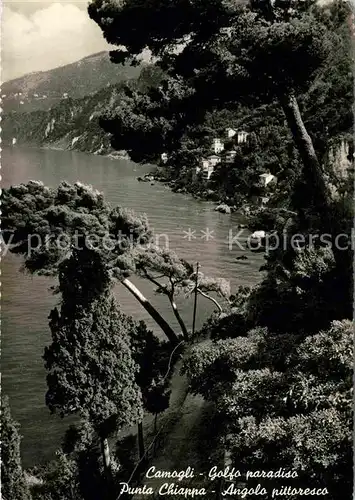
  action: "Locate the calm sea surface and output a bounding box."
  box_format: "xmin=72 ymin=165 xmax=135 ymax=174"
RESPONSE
xmin=2 ymin=146 xmax=264 ymax=467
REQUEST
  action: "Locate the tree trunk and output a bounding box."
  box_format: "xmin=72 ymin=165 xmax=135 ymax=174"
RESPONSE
xmin=168 ymin=295 xmax=189 ymax=339
xmin=101 ymin=437 xmax=111 ymax=473
xmin=137 ymin=421 xmax=145 ymax=461
xmin=278 ymin=92 xmax=330 ymax=218
xmin=100 ymin=437 xmax=115 ymax=500
xmin=153 ymin=414 xmax=158 ymax=454
xmin=121 ymin=278 xmax=179 ymax=345
xmin=154 ymin=413 xmax=158 ymax=434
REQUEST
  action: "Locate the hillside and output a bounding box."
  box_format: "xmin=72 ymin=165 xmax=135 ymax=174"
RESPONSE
xmin=1 ymin=51 xmax=141 ymax=113
xmin=2 ymin=65 xmax=164 ymax=157
xmin=3 ymin=86 xmax=127 ymax=156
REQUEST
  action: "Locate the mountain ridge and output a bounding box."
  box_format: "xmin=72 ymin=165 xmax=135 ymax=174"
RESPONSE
xmin=2 ymin=64 xmax=165 ymax=159
xmin=1 ymin=51 xmax=142 ymax=113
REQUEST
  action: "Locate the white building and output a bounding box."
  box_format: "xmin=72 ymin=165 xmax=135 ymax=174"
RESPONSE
xmin=260 ymin=196 xmax=270 ymax=206
xmin=211 ymin=138 xmax=224 ymax=154
xmin=226 ymin=128 xmax=237 ymax=139
xmin=202 ymin=164 xmax=215 ymax=180
xmin=237 ymin=131 xmax=249 ymax=144
xmin=225 ymin=149 xmax=237 ymax=163
xmin=259 ymin=173 xmax=277 ymax=187
xmin=207 ymin=154 xmax=222 ymax=167
xmin=196 ymin=157 xmax=219 ymax=181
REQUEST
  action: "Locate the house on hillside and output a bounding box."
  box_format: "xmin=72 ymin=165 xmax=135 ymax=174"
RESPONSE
xmin=251 ymin=195 xmax=270 ymax=207
xmin=161 ymin=152 xmax=168 ymax=164
xmin=195 ymin=156 xmax=219 ymax=181
xmin=237 ymin=131 xmax=249 ymax=144
xmin=226 ymin=127 xmax=237 ymax=139
xmin=211 ymin=137 xmax=224 ymax=154
xmin=259 ymin=172 xmax=277 ymax=187
xmin=202 ymin=164 xmax=215 ymax=180
xmin=207 ymin=154 xmax=222 ymax=167
xmin=260 ymin=196 xmax=270 ymax=206
xmin=225 ymin=149 xmax=237 ymax=163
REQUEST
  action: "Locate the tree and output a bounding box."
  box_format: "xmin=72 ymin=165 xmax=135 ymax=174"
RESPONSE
xmin=301 ymin=0 xmax=353 ymax=161
xmin=44 ymin=247 xmax=143 ymax=484
xmin=127 ymin=319 xmax=173 ymax=459
xmin=1 ymin=396 xmax=31 ymax=500
xmin=2 ymin=179 xmax=232 ymax=345
xmin=246 ymin=245 xmax=352 ymax=335
xmin=88 ymin=0 xmax=349 ymax=220
xmin=130 ymin=246 xmax=231 ymax=338
xmin=2 ymin=180 xmax=179 ymax=345
xmin=29 ymin=450 xmax=82 ymax=500
xmin=183 ymin=320 xmax=353 ymax=499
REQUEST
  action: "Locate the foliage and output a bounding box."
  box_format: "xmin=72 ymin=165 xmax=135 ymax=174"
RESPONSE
xmin=184 ymin=320 xmax=352 ymax=499
xmin=127 ymin=318 xmax=172 ymax=416
xmin=1 ymin=396 xmax=31 ymax=500
xmin=3 ymin=179 xmax=230 ymax=343
xmin=44 ymin=248 xmax=143 ymax=440
xmin=302 ymin=0 xmax=353 ymax=160
xmin=2 ymin=180 xmax=152 ymax=276
xmin=30 ymin=451 xmax=81 ymax=500
xmin=132 ymin=246 xmax=230 ymax=303
xmin=42 ymin=253 xmax=145 ymax=499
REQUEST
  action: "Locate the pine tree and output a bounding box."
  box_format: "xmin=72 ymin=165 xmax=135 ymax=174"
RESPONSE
xmin=88 ymin=0 xmax=351 ymax=220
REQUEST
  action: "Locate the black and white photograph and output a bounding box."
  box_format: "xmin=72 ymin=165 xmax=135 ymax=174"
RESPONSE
xmin=1 ymin=0 xmax=354 ymax=499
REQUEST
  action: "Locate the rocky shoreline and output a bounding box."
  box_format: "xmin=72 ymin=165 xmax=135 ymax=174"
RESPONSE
xmin=141 ymin=170 xmax=256 ymax=220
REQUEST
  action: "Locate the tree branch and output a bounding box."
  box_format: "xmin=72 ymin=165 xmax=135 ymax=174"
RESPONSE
xmin=197 ymin=288 xmax=223 ymax=313
xmin=143 ymin=270 xmax=189 ymax=339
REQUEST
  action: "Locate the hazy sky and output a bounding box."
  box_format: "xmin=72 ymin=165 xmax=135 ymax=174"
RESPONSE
xmin=0 ymin=0 xmax=346 ymax=83
xmin=1 ymin=1 xmax=113 ymax=82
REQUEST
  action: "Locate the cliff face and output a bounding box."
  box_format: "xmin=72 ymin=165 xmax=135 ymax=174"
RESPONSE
xmin=328 ymin=139 xmax=353 ymax=180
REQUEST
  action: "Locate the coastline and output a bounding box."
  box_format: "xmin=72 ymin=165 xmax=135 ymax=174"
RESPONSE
xmin=7 ymin=141 xmax=256 ymax=226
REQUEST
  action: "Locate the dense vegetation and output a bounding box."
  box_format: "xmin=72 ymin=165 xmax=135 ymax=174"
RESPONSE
xmin=2 ymin=0 xmax=353 ymax=499
xmin=90 ymin=0 xmax=352 ymax=209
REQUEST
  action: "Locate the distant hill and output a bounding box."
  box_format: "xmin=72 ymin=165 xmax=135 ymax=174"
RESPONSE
xmin=1 ymin=51 xmax=141 ymax=113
